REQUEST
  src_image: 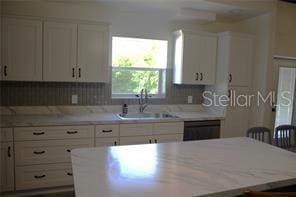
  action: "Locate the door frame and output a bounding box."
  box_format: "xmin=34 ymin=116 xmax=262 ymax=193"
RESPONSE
xmin=272 ymin=57 xmax=296 ymax=130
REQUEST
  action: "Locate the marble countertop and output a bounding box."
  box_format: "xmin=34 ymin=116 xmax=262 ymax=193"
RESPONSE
xmin=71 ymin=137 xmax=296 ymax=197
xmin=0 ymin=112 xmax=224 ymax=127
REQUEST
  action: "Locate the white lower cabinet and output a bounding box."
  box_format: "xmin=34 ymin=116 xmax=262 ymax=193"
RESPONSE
xmin=15 ymin=163 xmax=73 ymax=190
xmin=0 ymin=142 xmax=14 ymax=192
xmin=120 ymin=122 xmax=184 ymax=145
xmin=10 ymin=121 xmax=184 ymax=192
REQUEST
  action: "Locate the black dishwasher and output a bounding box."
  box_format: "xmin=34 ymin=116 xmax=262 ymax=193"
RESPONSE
xmin=183 ymin=120 xmax=220 ymax=141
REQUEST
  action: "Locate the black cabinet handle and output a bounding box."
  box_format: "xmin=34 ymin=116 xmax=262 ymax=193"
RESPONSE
xmin=195 ymin=72 xmax=199 ymax=81
xmin=67 ymin=131 xmax=78 ymax=134
xmin=4 ymin=66 xmax=7 ymax=76
xmin=102 ymin=130 xmax=112 ymax=133
xmin=33 ymin=132 xmax=45 ymax=136
xmin=229 ymin=74 xmax=232 ymax=83
xmin=34 ymin=175 xmax=46 ymax=179
xmin=200 ymin=73 xmax=203 ymax=81
xmin=78 ymin=68 xmax=81 ymax=78
xmin=154 ymin=139 xmax=157 ymax=143
xmin=67 ymin=172 xmax=73 ymax=176
xmin=33 ymin=151 xmax=45 ymax=155
xmin=72 ymin=68 xmax=75 ymax=78
xmin=67 ymin=149 xmax=71 ymax=153
xmin=114 ymin=141 xmax=117 ymax=146
xmin=228 ymin=89 xmax=231 ymax=98
xmin=8 ymin=146 xmax=11 ymax=157
xmin=149 ymin=139 xmax=152 ymax=144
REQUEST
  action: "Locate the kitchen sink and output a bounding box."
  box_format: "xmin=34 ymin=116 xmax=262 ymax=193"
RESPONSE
xmin=117 ymin=113 xmax=179 ymax=120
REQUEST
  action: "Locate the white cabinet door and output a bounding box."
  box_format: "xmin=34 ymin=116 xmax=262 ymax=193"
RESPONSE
xmin=77 ymin=24 xmax=108 ymax=82
xmin=174 ymin=30 xmax=217 ymax=85
xmin=43 ymin=22 xmax=77 ymax=82
xmin=120 ymin=136 xmax=152 ymax=145
xmin=2 ymin=18 xmax=42 ymax=81
xmin=96 ymin=137 xmax=119 ymax=147
xmin=154 ymin=134 xmax=183 ymax=143
xmin=0 ymin=142 xmax=14 ymax=192
xmin=197 ymin=35 xmax=217 ymax=85
xmin=228 ymin=35 xmax=253 ymax=87
xmin=222 ymin=87 xmax=250 ymax=138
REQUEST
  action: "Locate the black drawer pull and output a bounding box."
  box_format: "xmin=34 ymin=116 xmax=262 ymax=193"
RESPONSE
xmin=4 ymin=65 xmax=7 ymax=76
xmin=102 ymin=130 xmax=112 ymax=133
xmin=195 ymin=72 xmax=199 ymax=80
xmin=67 ymin=149 xmax=71 ymax=153
xmin=8 ymin=146 xmax=11 ymax=157
xmin=149 ymin=139 xmax=152 ymax=144
xmin=67 ymin=131 xmax=78 ymax=134
xmin=200 ymin=73 xmax=203 ymax=81
xmin=34 ymin=175 xmax=46 ymax=179
xmin=33 ymin=151 xmax=45 ymax=155
xmin=67 ymin=172 xmax=73 ymax=176
xmin=33 ymin=132 xmax=45 ymax=135
xmin=114 ymin=141 xmax=117 ymax=146
xmin=154 ymin=139 xmax=157 ymax=143
xmin=72 ymin=68 xmax=75 ymax=78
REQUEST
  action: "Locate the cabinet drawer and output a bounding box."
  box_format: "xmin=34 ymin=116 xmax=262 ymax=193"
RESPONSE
xmin=153 ymin=122 xmax=184 ymax=135
xmin=120 ymin=136 xmax=152 ymax=145
xmin=14 ymin=125 xmax=94 ymax=141
xmin=120 ymin=123 xmax=153 ymax=136
xmin=16 ymin=163 xmax=73 ymax=190
xmin=15 ymin=139 xmax=94 ymax=166
xmin=96 ymin=124 xmax=119 ymax=138
xmin=95 ymin=137 xmax=119 ymax=147
xmin=0 ymin=128 xmax=13 ymax=142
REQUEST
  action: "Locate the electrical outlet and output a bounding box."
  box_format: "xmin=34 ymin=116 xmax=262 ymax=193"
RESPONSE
xmin=72 ymin=95 xmax=78 ymax=104
xmin=187 ymin=96 xmax=193 ymax=104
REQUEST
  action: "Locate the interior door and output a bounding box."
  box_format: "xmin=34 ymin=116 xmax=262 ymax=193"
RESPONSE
xmin=43 ymin=22 xmax=77 ymax=82
xmin=272 ymin=58 xmax=296 ymax=130
xmin=77 ymin=24 xmax=108 ymax=82
xmin=2 ymin=18 xmax=42 ymax=81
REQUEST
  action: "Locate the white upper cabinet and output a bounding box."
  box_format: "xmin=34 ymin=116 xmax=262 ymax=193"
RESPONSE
xmin=77 ymin=24 xmax=108 ymax=82
xmin=43 ymin=22 xmax=77 ymax=82
xmin=173 ymin=30 xmax=217 ymax=85
xmin=43 ymin=22 xmax=109 ymax=82
xmin=219 ymin=32 xmax=254 ymax=87
xmin=2 ymin=18 xmax=42 ymax=81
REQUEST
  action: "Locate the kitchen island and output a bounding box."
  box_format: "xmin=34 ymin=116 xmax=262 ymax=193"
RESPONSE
xmin=71 ymin=137 xmax=296 ymax=197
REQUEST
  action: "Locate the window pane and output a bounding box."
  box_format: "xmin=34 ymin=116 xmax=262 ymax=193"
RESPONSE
xmin=112 ymin=37 xmax=168 ymax=68
xmin=112 ymin=68 xmax=160 ymax=94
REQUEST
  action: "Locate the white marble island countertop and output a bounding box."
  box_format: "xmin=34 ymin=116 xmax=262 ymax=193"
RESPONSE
xmin=71 ymin=137 xmax=296 ymax=197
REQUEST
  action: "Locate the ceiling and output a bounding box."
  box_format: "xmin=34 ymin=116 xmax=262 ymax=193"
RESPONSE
xmin=46 ymin=0 xmax=276 ymax=23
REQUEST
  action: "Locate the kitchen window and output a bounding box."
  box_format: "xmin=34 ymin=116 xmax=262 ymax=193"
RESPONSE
xmin=112 ymin=37 xmax=168 ymax=98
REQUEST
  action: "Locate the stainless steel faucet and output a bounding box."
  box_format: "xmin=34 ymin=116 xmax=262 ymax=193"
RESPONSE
xmin=138 ymin=89 xmax=148 ymax=113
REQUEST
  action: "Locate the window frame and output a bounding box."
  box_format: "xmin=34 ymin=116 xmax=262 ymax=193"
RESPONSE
xmin=111 ymin=36 xmax=168 ymax=99
xmin=111 ymin=66 xmax=166 ymax=99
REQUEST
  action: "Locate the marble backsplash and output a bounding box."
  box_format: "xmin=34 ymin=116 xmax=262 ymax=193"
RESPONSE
xmin=0 ymin=69 xmax=204 ymax=106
